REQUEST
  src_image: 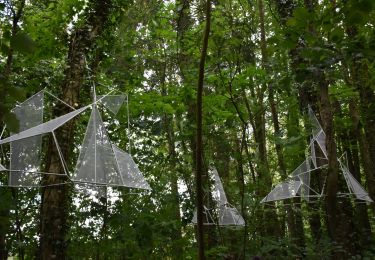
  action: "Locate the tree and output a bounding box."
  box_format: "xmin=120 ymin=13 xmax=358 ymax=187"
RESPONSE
xmin=39 ymin=1 xmax=114 ymax=258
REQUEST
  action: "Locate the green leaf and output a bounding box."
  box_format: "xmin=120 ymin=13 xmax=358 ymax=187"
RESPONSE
xmin=294 ymin=7 xmax=310 ymax=21
xmin=330 ymin=27 xmax=344 ymax=42
xmin=8 ymin=87 xmax=25 ymax=101
xmin=286 ymin=18 xmax=297 ymax=27
xmin=4 ymin=112 xmax=19 ymax=132
xmin=10 ymin=31 xmax=36 ymax=53
xmin=354 ymin=0 xmax=374 ymax=13
xmin=0 ymin=43 xmax=10 ymax=55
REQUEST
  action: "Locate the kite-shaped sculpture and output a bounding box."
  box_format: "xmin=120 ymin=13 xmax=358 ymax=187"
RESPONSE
xmin=0 ymin=89 xmax=150 ymax=190
xmin=261 ymin=106 xmax=372 ymax=203
xmin=192 ymin=167 xmax=245 ymax=226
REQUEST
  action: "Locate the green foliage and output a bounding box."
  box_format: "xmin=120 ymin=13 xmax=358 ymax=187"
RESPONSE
xmin=0 ymin=0 xmax=375 ymax=259
xmin=10 ymin=31 xmax=35 ymax=54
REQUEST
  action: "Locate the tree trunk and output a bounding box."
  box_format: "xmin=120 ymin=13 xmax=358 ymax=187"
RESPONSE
xmin=344 ymin=1 xmax=375 ymax=208
xmin=256 ymin=0 xmax=282 ymax=239
xmin=0 ymin=0 xmax=25 ymax=121
xmin=0 ymin=1 xmax=25 ymax=257
xmin=161 ymin=69 xmax=183 ymax=258
xmin=196 ymin=1 xmax=211 ymax=258
xmin=39 ymin=1 xmax=112 ymax=259
xmin=353 ymin=62 xmax=375 ymax=204
xmin=319 ymin=77 xmax=356 ymax=259
xmin=347 ymin=100 xmax=373 ymax=249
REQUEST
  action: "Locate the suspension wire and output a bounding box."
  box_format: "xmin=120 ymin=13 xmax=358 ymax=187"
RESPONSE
xmin=52 ymin=131 xmax=70 ymax=177
xmin=44 ymin=89 xmax=76 ymax=110
xmin=0 ymin=126 xmax=5 ymax=139
xmin=126 ymin=94 xmax=131 ymax=154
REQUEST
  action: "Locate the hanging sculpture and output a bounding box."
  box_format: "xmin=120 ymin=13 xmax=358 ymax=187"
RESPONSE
xmin=0 ymin=89 xmax=151 ymax=191
xmin=192 ymin=167 xmax=245 ymax=226
xmin=261 ymin=106 xmax=372 ymax=204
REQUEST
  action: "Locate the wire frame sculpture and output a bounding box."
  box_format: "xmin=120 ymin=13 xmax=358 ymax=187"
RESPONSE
xmin=261 ymin=106 xmax=372 ymax=204
xmin=191 ymin=167 xmax=245 ymax=227
xmin=0 ymin=89 xmax=151 ymax=191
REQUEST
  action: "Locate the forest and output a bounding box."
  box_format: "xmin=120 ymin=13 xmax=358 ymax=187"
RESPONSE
xmin=1 ymin=0 xmax=375 ymax=259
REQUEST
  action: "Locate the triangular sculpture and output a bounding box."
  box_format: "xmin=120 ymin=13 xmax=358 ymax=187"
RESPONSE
xmin=338 ymin=159 xmax=373 ymax=202
xmin=9 ymin=91 xmax=44 ymax=186
xmin=217 ymin=205 xmax=245 ymax=226
xmin=191 ymin=167 xmax=245 ymax=226
xmin=112 ymin=145 xmax=151 ymax=190
xmin=97 ymin=95 xmax=126 ymax=115
xmin=260 ymin=181 xmax=302 ymax=203
xmin=211 ymin=168 xmax=245 ymax=226
xmin=0 ymin=90 xmax=150 ymax=190
xmin=0 ymin=90 xmax=89 ymax=187
xmin=71 ymin=106 xmax=151 ymax=189
xmin=73 ymin=106 xmax=120 ymax=185
xmin=261 ymin=106 xmax=372 ymax=204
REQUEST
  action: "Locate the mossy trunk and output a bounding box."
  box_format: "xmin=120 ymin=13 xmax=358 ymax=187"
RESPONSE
xmin=39 ymin=1 xmax=112 ymax=259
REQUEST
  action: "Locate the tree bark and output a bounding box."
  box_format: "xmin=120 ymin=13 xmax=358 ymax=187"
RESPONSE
xmin=39 ymin=1 xmax=112 ymax=259
xmin=256 ymin=0 xmax=282 ymax=239
xmin=196 ymin=1 xmax=211 ymax=259
xmin=0 ymin=1 xmax=25 ymax=258
xmin=347 ymin=97 xmax=373 ymax=249
xmin=0 ymin=0 xmax=25 ymax=120
xmin=344 ymin=18 xmax=375 ymax=207
xmin=319 ymin=77 xmax=356 ymax=259
xmin=260 ymin=0 xmax=303 ymax=245
xmin=161 ymin=64 xmax=183 ymax=258
xmin=353 ymin=62 xmax=375 ymax=204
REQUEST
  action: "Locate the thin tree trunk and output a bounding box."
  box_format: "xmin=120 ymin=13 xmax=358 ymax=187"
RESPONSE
xmin=236 ymin=130 xmax=247 ymax=259
xmin=39 ymin=1 xmax=112 ymax=259
xmin=354 ymin=63 xmax=375 ymax=205
xmin=256 ymin=0 xmax=282 ymax=239
xmin=260 ymin=0 xmax=302 ymax=247
xmin=343 ymin=1 xmax=375 ymax=208
xmin=196 ymin=1 xmax=211 ymax=258
xmin=347 ymin=100 xmax=373 ymax=248
xmin=0 ymin=0 xmax=25 ymax=120
xmin=0 ymin=1 xmax=25 ymax=258
xmin=161 ymin=63 xmax=183 ymax=258
xmin=319 ymin=77 xmax=356 ymax=259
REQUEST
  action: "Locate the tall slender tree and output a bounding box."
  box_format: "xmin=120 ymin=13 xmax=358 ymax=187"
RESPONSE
xmin=196 ymin=0 xmax=211 ymax=259
xmin=39 ymin=1 xmax=113 ymax=258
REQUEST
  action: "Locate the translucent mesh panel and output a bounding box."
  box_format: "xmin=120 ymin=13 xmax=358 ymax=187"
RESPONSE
xmin=297 ymin=172 xmax=311 ymax=201
xmin=0 ymin=163 xmax=6 ymax=171
xmin=340 ymin=161 xmax=373 ymax=202
xmin=9 ymin=91 xmax=44 ymax=186
xmin=315 ymin=130 xmax=327 ymax=158
xmin=73 ymin=107 xmax=120 ymax=185
xmin=290 ymin=159 xmax=312 ymax=200
xmin=112 ymin=145 xmax=151 ymax=190
xmin=74 ymin=183 xmax=107 ymax=198
xmin=291 ymin=160 xmax=310 ymax=178
xmin=192 ymin=210 xmax=197 ymax=223
xmin=308 ymin=106 xmax=323 ymax=137
xmin=261 ymin=181 xmax=301 ymax=203
xmin=0 ymin=105 xmax=89 ymax=145
xmin=211 ymin=167 xmax=228 ymax=206
xmin=191 ymin=207 xmax=215 ymax=225
xmin=98 ymin=95 xmax=125 ymax=115
xmin=217 ymin=205 xmax=245 ymax=226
